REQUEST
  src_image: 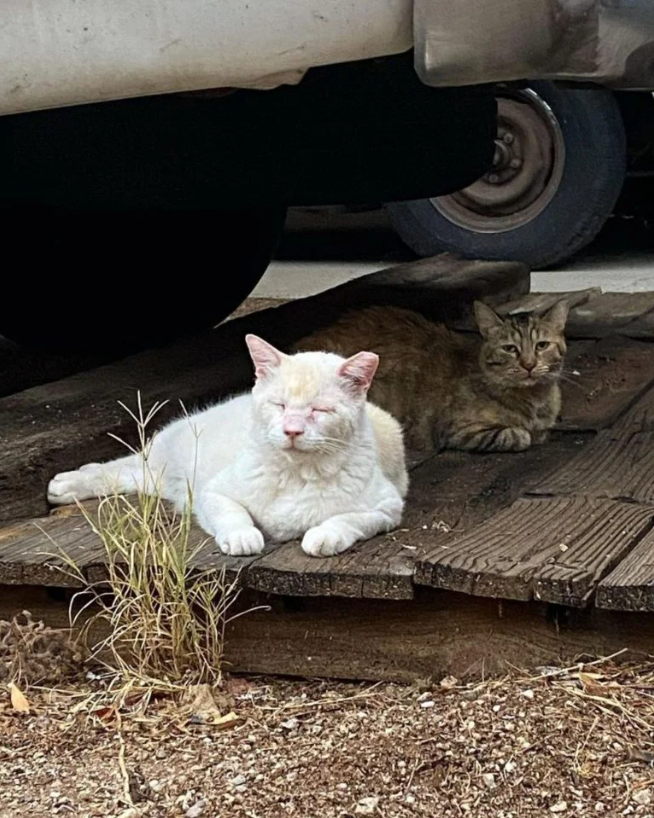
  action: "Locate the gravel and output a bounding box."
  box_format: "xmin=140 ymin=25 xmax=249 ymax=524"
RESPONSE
xmin=2 ymin=663 xmax=654 ymax=818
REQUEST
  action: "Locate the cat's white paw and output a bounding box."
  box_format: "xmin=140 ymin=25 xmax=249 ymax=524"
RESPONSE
xmin=302 ymin=524 xmax=352 ymax=558
xmin=217 ymin=527 xmax=265 ymax=557
xmin=47 ymin=467 xmax=100 ymax=505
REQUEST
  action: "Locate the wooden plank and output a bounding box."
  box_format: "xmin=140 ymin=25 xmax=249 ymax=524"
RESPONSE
xmin=566 ymin=292 xmax=654 ymax=338
xmin=5 ymin=584 xmax=654 ymax=683
xmin=448 ymin=289 xmax=598 ymax=331
xmin=0 ymin=504 xmax=264 ymax=587
xmin=611 ymin=384 xmax=654 ymax=435
xmin=247 ymin=537 xmax=416 ymax=600
xmin=247 ymin=434 xmax=590 ymax=599
xmin=558 ymin=337 xmax=654 ymax=431
xmin=414 ymin=497 xmax=654 ymax=606
xmin=619 ymin=306 xmax=654 ymax=340
xmin=531 ymin=431 xmax=654 ymax=504
xmin=596 ymin=527 xmax=654 ymax=612
xmin=0 ymin=254 xmax=528 ymax=523
xmin=499 ymin=288 xmax=601 ymax=317
xmin=0 ymin=434 xmax=588 ymax=599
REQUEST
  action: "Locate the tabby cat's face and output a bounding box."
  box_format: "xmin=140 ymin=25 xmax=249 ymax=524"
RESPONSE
xmin=474 ymin=301 xmax=568 ymax=389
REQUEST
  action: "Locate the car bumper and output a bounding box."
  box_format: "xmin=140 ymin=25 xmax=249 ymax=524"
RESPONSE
xmin=416 ymin=0 xmax=654 ymax=90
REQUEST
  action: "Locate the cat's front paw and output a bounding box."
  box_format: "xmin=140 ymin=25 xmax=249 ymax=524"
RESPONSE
xmin=302 ymin=524 xmax=352 ymax=558
xmin=216 ymin=527 xmax=265 ymax=557
xmin=47 ymin=466 xmax=101 ymax=505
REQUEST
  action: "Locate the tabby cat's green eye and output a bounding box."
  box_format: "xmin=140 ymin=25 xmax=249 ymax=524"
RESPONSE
xmin=535 ymin=341 xmax=550 ymax=351
xmin=502 ymin=344 xmax=518 ymax=354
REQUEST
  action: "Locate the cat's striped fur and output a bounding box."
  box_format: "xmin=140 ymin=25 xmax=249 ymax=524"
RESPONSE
xmin=295 ymin=301 xmax=568 ymax=456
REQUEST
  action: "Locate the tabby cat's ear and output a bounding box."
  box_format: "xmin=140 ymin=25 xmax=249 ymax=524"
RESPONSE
xmin=473 ymin=301 xmax=504 ymax=337
xmin=540 ymin=301 xmax=569 ymax=333
xmin=338 ymin=351 xmax=379 ymax=395
xmin=245 ymin=334 xmax=285 ymax=379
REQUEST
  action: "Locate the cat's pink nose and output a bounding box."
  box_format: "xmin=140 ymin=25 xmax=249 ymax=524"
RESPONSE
xmin=284 ymin=428 xmax=304 ymax=438
xmin=523 ymin=361 xmax=535 ymax=372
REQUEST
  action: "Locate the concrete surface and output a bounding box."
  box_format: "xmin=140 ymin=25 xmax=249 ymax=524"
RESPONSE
xmin=255 ymin=253 xmax=654 ymax=300
xmin=258 ymin=210 xmax=654 ymax=299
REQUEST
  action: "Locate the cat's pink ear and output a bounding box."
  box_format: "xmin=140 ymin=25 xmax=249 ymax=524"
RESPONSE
xmin=245 ymin=334 xmax=285 ymax=379
xmin=338 ymin=351 xmax=379 ymax=395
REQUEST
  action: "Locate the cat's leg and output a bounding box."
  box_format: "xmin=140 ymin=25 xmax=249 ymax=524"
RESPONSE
xmin=301 ymin=491 xmax=403 ymax=558
xmin=48 ymin=454 xmax=147 ymax=505
xmin=195 ymin=489 xmax=264 ymax=557
xmin=450 ymin=424 xmax=531 ymax=453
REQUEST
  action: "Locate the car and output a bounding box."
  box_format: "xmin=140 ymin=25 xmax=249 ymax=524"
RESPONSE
xmin=385 ymin=82 xmax=654 ymax=269
xmin=1 ymin=0 xmax=652 ymax=352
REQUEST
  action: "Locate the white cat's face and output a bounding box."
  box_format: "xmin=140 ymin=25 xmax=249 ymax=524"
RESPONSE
xmin=246 ymin=335 xmax=378 ymax=454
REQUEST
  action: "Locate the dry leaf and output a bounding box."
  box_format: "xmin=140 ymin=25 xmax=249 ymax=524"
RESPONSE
xmin=9 ymin=682 xmax=30 ymax=713
xmin=215 ymin=712 xmax=241 ymax=731
xmin=579 ymin=672 xmax=606 ymax=697
xmin=184 ymin=684 xmax=235 ymax=726
xmin=225 ymin=677 xmax=253 ymax=697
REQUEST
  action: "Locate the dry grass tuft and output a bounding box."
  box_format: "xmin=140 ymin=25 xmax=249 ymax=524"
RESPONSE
xmin=53 ymin=395 xmax=255 ymax=700
xmin=0 ymin=611 xmax=85 ymax=686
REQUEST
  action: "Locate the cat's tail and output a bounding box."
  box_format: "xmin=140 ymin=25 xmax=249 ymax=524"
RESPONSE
xmin=47 ymin=453 xmax=152 ymax=506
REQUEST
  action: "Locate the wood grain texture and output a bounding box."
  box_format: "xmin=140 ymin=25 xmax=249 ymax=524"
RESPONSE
xmin=566 ymin=292 xmax=654 ymax=338
xmin=415 ymin=497 xmax=654 ymax=606
xmin=447 ymin=290 xmax=598 ymax=331
xmin=239 ymin=435 xmax=588 ymax=599
xmin=4 ymin=584 xmax=654 ymax=683
xmin=558 ymin=337 xmax=654 ymax=432
xmin=0 ymin=435 xmax=589 ymax=599
xmin=596 ymin=527 xmax=654 ymax=612
xmin=0 ymin=254 xmax=528 ymax=523
xmin=500 ymin=288 xmax=601 ymax=318
xmin=0 ymin=503 xmax=266 ymax=587
xmin=611 ymin=384 xmax=654 ymax=435
xmin=531 ymin=431 xmax=654 ymax=504
xmin=247 ymin=537 xmax=416 ymax=600
xmin=619 ymin=304 xmax=654 ymax=340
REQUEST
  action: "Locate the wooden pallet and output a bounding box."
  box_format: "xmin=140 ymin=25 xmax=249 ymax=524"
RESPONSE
xmin=4 ymin=256 xmax=654 ymax=680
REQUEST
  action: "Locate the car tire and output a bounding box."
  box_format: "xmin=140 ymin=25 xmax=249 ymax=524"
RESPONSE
xmin=384 ymin=82 xmax=627 ymax=269
xmin=1 ymin=206 xmax=286 ymax=353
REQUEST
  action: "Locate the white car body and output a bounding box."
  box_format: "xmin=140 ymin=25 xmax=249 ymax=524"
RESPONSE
xmin=0 ymin=0 xmax=412 ymax=116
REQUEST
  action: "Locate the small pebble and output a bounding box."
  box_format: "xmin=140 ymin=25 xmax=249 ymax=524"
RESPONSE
xmin=185 ymin=800 xmax=207 ymax=818
xmin=355 ymin=796 xmax=380 ymax=815
xmin=632 ymin=789 xmax=652 ymax=806
xmin=550 ymin=803 xmax=568 ymax=813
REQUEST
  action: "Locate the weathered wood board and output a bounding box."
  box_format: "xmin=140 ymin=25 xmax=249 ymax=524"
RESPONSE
xmin=500 ymin=288 xmax=601 ymax=317
xmin=558 ymin=337 xmax=654 ymax=431
xmin=415 ymin=496 xmax=654 ymax=606
xmin=5 ymin=276 xmax=654 ymax=626
xmin=4 ymin=583 xmax=654 ymax=683
xmin=567 ymin=292 xmax=654 ymax=338
xmin=596 ymin=527 xmax=654 ymax=612
xmin=531 ymin=431 xmax=654 ymax=504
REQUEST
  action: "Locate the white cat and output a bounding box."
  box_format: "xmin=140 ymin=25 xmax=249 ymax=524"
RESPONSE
xmin=48 ymin=335 xmax=408 ymax=557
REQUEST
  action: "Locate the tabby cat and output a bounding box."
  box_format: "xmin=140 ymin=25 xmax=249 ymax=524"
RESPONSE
xmin=294 ymin=300 xmax=568 ymax=456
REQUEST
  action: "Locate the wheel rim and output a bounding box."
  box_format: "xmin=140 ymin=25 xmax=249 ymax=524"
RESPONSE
xmin=430 ymin=89 xmax=566 ymax=234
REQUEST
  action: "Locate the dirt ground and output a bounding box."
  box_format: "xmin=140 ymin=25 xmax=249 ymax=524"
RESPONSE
xmin=2 ymin=663 xmax=654 ymax=818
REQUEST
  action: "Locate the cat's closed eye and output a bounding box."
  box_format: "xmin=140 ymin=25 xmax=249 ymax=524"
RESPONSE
xmin=535 ymin=341 xmax=551 ymax=351
xmin=502 ymin=344 xmax=519 ymax=354
xmin=313 ymin=407 xmax=335 ymax=414
xmin=271 ymin=401 xmax=286 ymax=410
